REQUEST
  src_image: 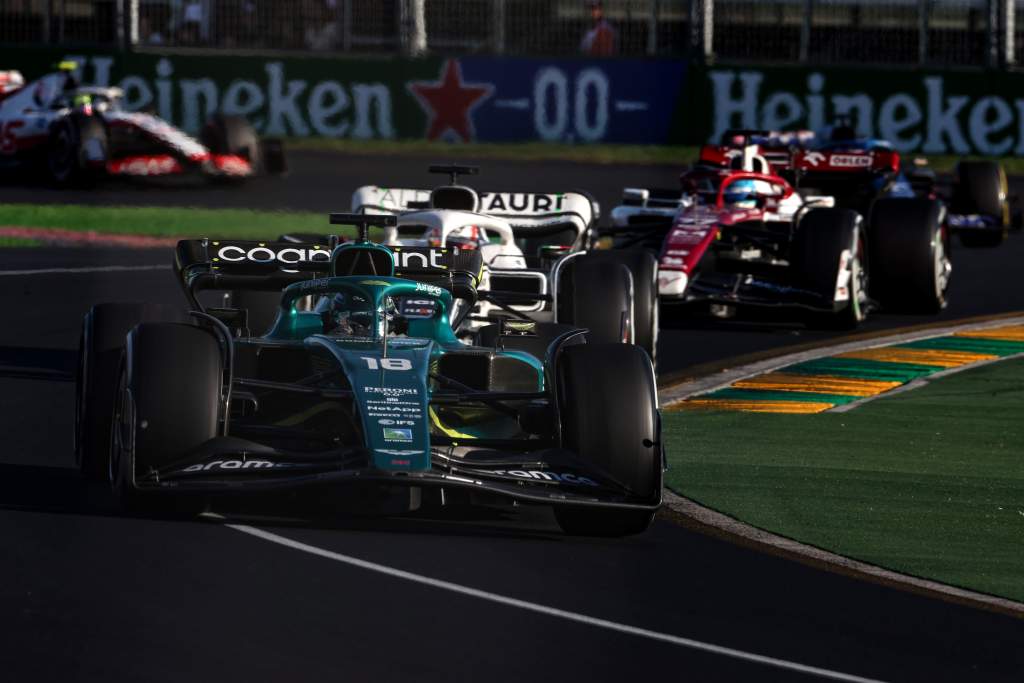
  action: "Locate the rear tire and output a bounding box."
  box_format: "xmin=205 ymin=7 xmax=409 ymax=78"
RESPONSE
xmin=868 ymin=198 xmax=950 ymax=313
xmin=76 ymin=303 xmax=187 ymax=481
xmin=230 ymin=289 xmax=280 ymax=336
xmin=554 ymin=343 xmax=660 ymax=537
xmin=201 ymin=114 xmax=262 ymax=174
xmin=953 ymin=161 xmax=1008 ymax=247
xmin=792 ymin=208 xmax=867 ymax=329
xmin=953 ymin=161 xmax=1008 ymax=221
xmin=110 ymin=323 xmax=221 ymax=514
xmin=556 ymin=255 xmax=633 ymax=345
xmin=47 ymin=116 xmax=107 ymax=187
xmin=578 ymin=250 xmax=659 ymax=366
xmin=475 ymin=321 xmax=579 ymax=358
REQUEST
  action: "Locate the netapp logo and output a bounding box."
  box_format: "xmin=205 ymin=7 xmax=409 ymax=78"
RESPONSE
xmin=183 ymin=459 xmax=277 ymax=472
xmin=494 ymin=470 xmax=599 ymax=487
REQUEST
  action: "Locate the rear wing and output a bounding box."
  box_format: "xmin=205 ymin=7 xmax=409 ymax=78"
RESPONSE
xmin=175 ymin=237 xmax=483 ymax=310
xmin=0 ymin=70 xmax=24 ymax=96
xmin=351 ymin=185 xmax=597 ymax=239
xmin=175 ymin=238 xmax=335 ymax=310
xmin=792 ymin=148 xmax=900 ymax=174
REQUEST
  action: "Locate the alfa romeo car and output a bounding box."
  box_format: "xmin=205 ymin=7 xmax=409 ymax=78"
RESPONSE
xmin=608 ymin=138 xmax=950 ymax=327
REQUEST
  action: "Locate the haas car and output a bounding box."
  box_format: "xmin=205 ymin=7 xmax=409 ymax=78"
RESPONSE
xmin=610 ymin=139 xmax=950 ymax=327
xmin=346 ymin=165 xmax=659 ymax=364
xmin=0 ymin=62 xmax=283 ymax=185
xmin=75 ymin=216 xmax=663 ymax=536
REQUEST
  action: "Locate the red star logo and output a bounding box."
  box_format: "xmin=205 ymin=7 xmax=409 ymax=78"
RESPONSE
xmin=408 ymin=59 xmax=493 ymax=143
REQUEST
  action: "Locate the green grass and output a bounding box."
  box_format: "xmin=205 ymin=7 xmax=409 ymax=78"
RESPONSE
xmin=0 ymin=203 xmax=337 ymax=240
xmin=286 ymin=137 xmax=692 ymax=166
xmin=663 ymin=358 xmax=1024 ymax=603
xmin=286 ymin=137 xmax=1024 ymax=174
xmin=0 ymin=236 xmax=43 ymax=247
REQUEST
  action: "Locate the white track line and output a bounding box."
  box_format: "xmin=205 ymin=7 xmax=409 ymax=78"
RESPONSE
xmin=210 ymin=516 xmax=886 ymax=683
xmin=0 ymin=264 xmax=169 ymax=276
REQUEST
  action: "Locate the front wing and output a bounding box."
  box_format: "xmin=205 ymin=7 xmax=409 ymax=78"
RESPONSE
xmin=129 ymin=436 xmax=662 ymax=512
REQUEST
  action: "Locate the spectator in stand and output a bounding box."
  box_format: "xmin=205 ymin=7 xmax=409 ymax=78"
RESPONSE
xmin=303 ymin=0 xmax=339 ymax=51
xmin=178 ymin=0 xmax=204 ymax=45
xmin=580 ymin=0 xmax=617 ymax=56
xmin=139 ymin=14 xmax=165 ymax=45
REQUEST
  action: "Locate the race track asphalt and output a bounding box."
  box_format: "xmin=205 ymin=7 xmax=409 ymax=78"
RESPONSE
xmin=0 ymin=152 xmax=1022 ymax=682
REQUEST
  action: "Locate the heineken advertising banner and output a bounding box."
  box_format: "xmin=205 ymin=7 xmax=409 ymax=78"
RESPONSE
xmin=8 ymin=47 xmax=686 ymax=144
xmin=683 ymin=63 xmax=1024 ymax=156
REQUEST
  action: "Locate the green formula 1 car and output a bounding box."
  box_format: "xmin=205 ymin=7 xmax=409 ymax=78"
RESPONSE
xmin=75 ymin=215 xmax=663 ymax=536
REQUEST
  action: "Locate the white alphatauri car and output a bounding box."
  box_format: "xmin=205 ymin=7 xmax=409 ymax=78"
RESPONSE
xmin=350 ymin=166 xmax=659 ymax=364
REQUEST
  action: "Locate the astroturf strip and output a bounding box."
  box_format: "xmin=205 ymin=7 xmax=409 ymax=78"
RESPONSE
xmin=783 ymin=358 xmax=941 ymax=382
xmin=662 ymin=357 xmax=1024 ymax=603
xmin=704 ymin=388 xmax=863 ymax=404
xmin=896 ymin=336 xmax=1024 ymax=356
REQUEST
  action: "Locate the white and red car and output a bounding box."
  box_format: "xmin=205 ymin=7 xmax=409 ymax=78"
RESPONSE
xmin=0 ymin=63 xmax=281 ymax=185
xmin=610 ymin=141 xmax=952 ymax=327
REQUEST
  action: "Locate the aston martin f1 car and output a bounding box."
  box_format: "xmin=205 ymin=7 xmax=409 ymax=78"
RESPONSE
xmin=0 ymin=63 xmax=283 ymax=185
xmin=348 ymin=165 xmax=659 ymax=364
xmin=75 ymin=216 xmax=662 ymax=536
xmin=609 ymin=141 xmax=950 ymax=327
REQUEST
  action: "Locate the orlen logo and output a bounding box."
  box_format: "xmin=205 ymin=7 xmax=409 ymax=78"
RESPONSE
xmin=829 ymin=154 xmax=872 ymax=168
xmin=216 ymin=244 xmax=331 ymax=273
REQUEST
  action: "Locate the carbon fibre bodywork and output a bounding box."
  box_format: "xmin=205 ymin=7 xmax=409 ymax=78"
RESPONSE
xmin=132 ymin=234 xmax=663 ymax=514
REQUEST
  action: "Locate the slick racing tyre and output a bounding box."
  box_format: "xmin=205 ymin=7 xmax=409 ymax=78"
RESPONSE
xmin=792 ymin=208 xmax=867 ymax=329
xmin=202 ymin=114 xmax=263 ymax=173
xmin=47 ymin=116 xmax=107 ymax=187
xmin=868 ymin=198 xmax=950 ymax=313
xmin=475 ymin=321 xmax=579 ymax=361
xmin=76 ymin=303 xmax=188 ymax=481
xmin=556 ymin=255 xmax=633 ymax=345
xmin=554 ymin=343 xmax=661 ymax=537
xmin=953 ymin=161 xmax=1009 ymax=247
xmin=230 ymin=289 xmax=281 ymax=336
xmin=111 ymin=323 xmax=221 ymax=514
xmin=578 ymin=250 xmax=659 ymax=367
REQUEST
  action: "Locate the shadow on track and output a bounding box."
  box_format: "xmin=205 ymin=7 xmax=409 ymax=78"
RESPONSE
xmin=0 ymin=462 xmax=564 ymax=542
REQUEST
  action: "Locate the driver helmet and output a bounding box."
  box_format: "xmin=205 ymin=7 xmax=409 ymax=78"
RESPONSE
xmin=723 ymin=179 xmax=759 ymax=209
xmin=327 ymin=292 xmax=375 ymax=337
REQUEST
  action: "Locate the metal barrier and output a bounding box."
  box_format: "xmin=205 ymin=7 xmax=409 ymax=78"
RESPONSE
xmin=0 ymin=0 xmax=1020 ymax=67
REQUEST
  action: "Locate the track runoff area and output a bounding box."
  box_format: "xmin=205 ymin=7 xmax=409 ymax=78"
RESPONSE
xmin=662 ymin=318 xmax=1024 ymax=609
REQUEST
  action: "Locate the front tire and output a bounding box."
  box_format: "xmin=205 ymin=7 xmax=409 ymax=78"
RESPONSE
xmin=868 ymin=198 xmax=950 ymax=313
xmin=792 ymin=208 xmax=867 ymax=329
xmin=76 ymin=303 xmax=187 ymax=481
xmin=110 ymin=323 xmax=221 ymax=513
xmin=554 ymin=343 xmax=661 ymax=536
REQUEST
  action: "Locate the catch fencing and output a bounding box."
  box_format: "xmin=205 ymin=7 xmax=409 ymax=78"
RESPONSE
xmin=1 ymin=0 xmax=1022 ymax=67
